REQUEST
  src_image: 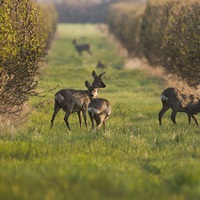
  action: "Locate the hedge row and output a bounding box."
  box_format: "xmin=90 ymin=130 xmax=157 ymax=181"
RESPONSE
xmin=0 ymin=0 xmax=57 ymax=114
xmin=108 ymin=0 xmax=200 ymax=87
xmin=108 ymin=2 xmax=145 ymax=57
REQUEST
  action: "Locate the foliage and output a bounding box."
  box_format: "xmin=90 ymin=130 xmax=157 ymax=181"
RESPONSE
xmin=0 ymin=0 xmax=57 ymax=114
xmin=1 ymin=24 xmax=200 ymax=200
xmin=107 ymin=0 xmax=200 ymax=86
xmin=161 ymin=1 xmax=200 ymax=86
xmin=140 ymin=0 xmax=175 ymax=65
xmin=108 ymin=2 xmax=145 ymax=56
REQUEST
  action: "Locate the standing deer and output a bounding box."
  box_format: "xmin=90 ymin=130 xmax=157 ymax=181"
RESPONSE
xmin=50 ymin=71 xmax=106 ymax=130
xmin=158 ymin=87 xmax=200 ymax=126
xmin=87 ymin=82 xmax=111 ymax=132
xmin=96 ymin=60 xmax=106 ymax=69
xmin=72 ymin=39 xmax=92 ymax=55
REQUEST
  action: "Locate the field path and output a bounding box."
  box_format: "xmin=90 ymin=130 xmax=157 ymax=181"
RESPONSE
xmin=1 ymin=23 xmax=200 ymax=200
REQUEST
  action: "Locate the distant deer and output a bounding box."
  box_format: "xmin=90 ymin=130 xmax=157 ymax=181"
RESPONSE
xmin=159 ymin=87 xmax=200 ymax=126
xmin=50 ymin=71 xmax=106 ymax=130
xmin=72 ymin=39 xmax=92 ymax=55
xmin=87 ymin=82 xmax=111 ymax=132
xmin=96 ymin=60 xmax=106 ymax=69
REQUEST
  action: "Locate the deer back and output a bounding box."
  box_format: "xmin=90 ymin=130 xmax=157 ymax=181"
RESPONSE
xmin=161 ymin=87 xmax=200 ymax=112
xmin=55 ymin=89 xmax=85 ymax=112
xmin=96 ymin=60 xmax=106 ymax=69
xmin=88 ymin=98 xmax=111 ymax=116
xmin=72 ymin=39 xmax=90 ymax=51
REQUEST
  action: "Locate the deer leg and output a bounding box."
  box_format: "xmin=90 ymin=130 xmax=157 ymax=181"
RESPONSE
xmin=158 ymin=102 xmax=169 ymax=125
xmin=77 ymin=111 xmax=82 ymax=127
xmin=171 ymin=109 xmax=178 ymax=124
xmin=96 ymin=115 xmax=105 ymax=132
xmin=103 ymin=115 xmax=110 ymax=132
xmin=88 ymin=50 xmax=92 ymax=55
xmin=78 ymin=51 xmax=82 ymax=56
xmin=82 ymin=110 xmax=87 ymax=128
xmin=191 ymin=114 xmax=199 ymax=126
xmin=50 ymin=106 xmax=61 ymax=128
xmin=88 ymin=111 xmax=94 ymax=129
xmin=187 ymin=113 xmax=192 ymax=125
xmin=64 ymin=112 xmax=71 ymax=130
xmin=95 ymin=117 xmax=102 ymax=131
xmin=103 ymin=121 xmax=106 ymax=132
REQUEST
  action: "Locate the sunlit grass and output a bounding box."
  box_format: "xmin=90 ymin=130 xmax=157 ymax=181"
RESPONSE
xmin=1 ymin=24 xmax=200 ymax=200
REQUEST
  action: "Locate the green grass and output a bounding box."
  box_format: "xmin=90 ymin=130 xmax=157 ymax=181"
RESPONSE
xmin=1 ymin=23 xmax=200 ymax=200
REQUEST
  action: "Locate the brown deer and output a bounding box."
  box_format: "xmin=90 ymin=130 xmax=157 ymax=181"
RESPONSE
xmin=158 ymin=87 xmax=200 ymax=126
xmin=50 ymin=71 xmax=106 ymax=130
xmin=72 ymin=39 xmax=92 ymax=55
xmin=96 ymin=60 xmax=106 ymax=69
xmin=87 ymin=82 xmax=111 ymax=132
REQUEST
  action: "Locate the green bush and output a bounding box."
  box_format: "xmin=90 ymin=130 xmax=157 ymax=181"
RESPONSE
xmin=107 ymin=0 xmax=200 ymax=86
xmin=161 ymin=1 xmax=200 ymax=86
xmin=140 ymin=0 xmax=175 ymax=65
xmin=0 ymin=0 xmax=57 ymax=114
xmin=108 ymin=2 xmax=144 ymax=56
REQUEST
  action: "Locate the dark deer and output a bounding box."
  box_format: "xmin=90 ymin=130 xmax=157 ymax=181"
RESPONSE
xmin=87 ymin=82 xmax=111 ymax=132
xmin=159 ymin=87 xmax=200 ymax=126
xmin=72 ymin=39 xmax=92 ymax=55
xmin=50 ymin=71 xmax=106 ymax=130
xmin=96 ymin=60 xmax=106 ymax=69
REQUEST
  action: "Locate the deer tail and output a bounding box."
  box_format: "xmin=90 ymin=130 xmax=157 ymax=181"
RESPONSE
xmin=161 ymin=94 xmax=168 ymax=102
xmin=55 ymin=93 xmax=64 ymax=104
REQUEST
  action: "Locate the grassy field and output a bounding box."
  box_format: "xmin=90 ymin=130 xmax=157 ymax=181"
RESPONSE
xmin=1 ymin=24 xmax=200 ymax=200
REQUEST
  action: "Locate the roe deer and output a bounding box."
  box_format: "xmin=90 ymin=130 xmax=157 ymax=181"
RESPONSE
xmin=87 ymin=83 xmax=111 ymax=132
xmin=72 ymin=39 xmax=92 ymax=55
xmin=50 ymin=71 xmax=106 ymax=130
xmin=51 ymin=81 xmax=98 ymax=130
xmin=159 ymin=87 xmax=200 ymax=126
xmin=96 ymin=60 xmax=106 ymax=69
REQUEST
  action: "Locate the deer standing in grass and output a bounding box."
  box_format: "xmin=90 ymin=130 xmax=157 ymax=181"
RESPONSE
xmin=96 ymin=60 xmax=106 ymax=69
xmin=72 ymin=39 xmax=92 ymax=55
xmin=50 ymin=71 xmax=106 ymax=130
xmin=159 ymin=87 xmax=200 ymax=126
xmin=86 ymin=82 xmax=111 ymax=132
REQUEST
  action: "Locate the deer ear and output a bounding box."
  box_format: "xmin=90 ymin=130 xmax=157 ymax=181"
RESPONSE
xmin=99 ymin=72 xmax=106 ymax=79
xmin=85 ymin=80 xmax=90 ymax=88
xmin=92 ymin=71 xmax=97 ymax=78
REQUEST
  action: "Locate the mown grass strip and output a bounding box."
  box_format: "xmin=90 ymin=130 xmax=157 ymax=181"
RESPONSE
xmin=1 ymin=24 xmax=200 ymax=200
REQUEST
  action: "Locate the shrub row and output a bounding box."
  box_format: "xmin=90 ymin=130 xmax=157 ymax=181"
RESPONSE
xmin=0 ymin=0 xmax=57 ymax=114
xmin=108 ymin=0 xmax=200 ymax=87
xmin=108 ymin=2 xmax=145 ymax=57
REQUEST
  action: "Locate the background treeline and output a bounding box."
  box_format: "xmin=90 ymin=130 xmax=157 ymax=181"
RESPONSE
xmin=37 ymin=0 xmax=146 ymax=23
xmin=55 ymin=0 xmax=116 ymax=23
xmin=0 ymin=0 xmax=57 ymax=114
xmin=108 ymin=0 xmax=200 ymax=87
xmin=55 ymin=0 xmax=120 ymax=23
